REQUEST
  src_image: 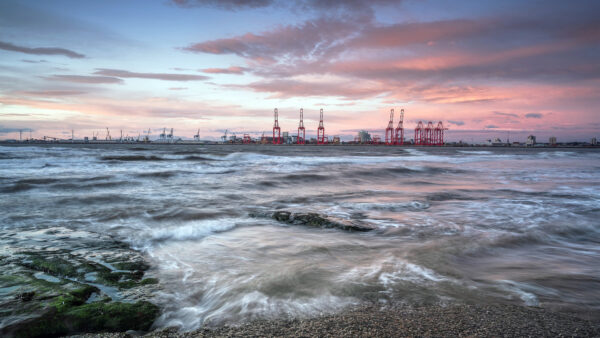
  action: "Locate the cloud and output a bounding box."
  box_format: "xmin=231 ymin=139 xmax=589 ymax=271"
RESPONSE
xmin=172 ymin=0 xmax=275 ymax=10
xmin=182 ymin=17 xmax=358 ymax=61
xmin=201 ymin=66 xmax=248 ymax=74
xmin=169 ymin=87 xmax=188 ymax=90
xmin=525 ymin=113 xmax=543 ymax=118
xmin=0 ymin=41 xmax=85 ymax=58
xmin=493 ymin=111 xmax=518 ymax=118
xmin=448 ymin=120 xmax=465 ymax=126
xmin=0 ymin=127 xmax=34 ymax=134
xmin=171 ymin=0 xmax=399 ymax=12
xmin=21 ymin=59 xmax=47 ymax=63
xmin=46 ymin=75 xmax=124 ymax=84
xmin=17 ymin=90 xmax=86 ymax=96
xmin=485 ymin=125 xmax=499 ymax=129
xmin=229 ymin=78 xmax=387 ymax=99
xmin=93 ymin=68 xmax=210 ymax=81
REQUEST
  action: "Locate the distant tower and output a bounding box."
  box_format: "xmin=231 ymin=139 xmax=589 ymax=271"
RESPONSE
xmin=317 ymin=108 xmax=325 ymax=144
xmin=297 ymin=108 xmax=305 ymax=145
xmin=385 ymin=109 xmax=394 ymax=145
xmin=273 ymin=108 xmax=281 ymax=144
xmin=425 ymin=121 xmax=434 ymax=145
xmin=394 ymin=109 xmax=404 ymax=145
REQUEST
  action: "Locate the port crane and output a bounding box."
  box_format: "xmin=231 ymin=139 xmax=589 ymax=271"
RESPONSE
xmin=222 ymin=130 xmax=228 ymax=143
xmin=394 ymin=109 xmax=404 ymax=145
xmin=385 ymin=109 xmax=394 ymax=145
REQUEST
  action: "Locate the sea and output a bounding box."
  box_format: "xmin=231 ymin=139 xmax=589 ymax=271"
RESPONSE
xmin=1 ymin=144 xmax=599 ymax=330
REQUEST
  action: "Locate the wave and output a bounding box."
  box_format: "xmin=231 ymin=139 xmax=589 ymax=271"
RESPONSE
xmin=135 ymin=170 xmax=191 ymax=178
xmin=145 ymin=218 xmax=242 ymax=242
xmin=426 ymin=192 xmax=477 ymax=202
xmin=0 ymin=183 xmax=34 ymax=193
xmin=100 ymin=155 xmax=166 ymax=161
xmin=182 ymin=156 xmax=215 ymax=161
xmin=149 ymin=207 xmax=233 ymax=222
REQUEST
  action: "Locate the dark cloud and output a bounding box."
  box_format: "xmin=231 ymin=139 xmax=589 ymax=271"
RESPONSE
xmin=47 ymin=75 xmax=123 ymax=84
xmin=94 ymin=69 xmax=210 ymax=81
xmin=493 ymin=111 xmax=519 ymax=118
xmin=485 ymin=125 xmax=499 ymax=129
xmin=172 ymin=0 xmax=400 ymax=12
xmin=448 ymin=120 xmax=465 ymax=126
xmin=201 ymin=66 xmax=248 ymax=74
xmin=525 ymin=113 xmax=543 ymax=118
xmin=0 ymin=127 xmax=34 ymax=134
xmin=0 ymin=41 xmax=85 ymax=58
xmin=172 ymin=0 xmax=274 ymax=10
xmin=21 ymin=59 xmax=47 ymax=63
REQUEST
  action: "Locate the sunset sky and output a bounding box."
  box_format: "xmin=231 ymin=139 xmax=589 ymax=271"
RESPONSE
xmin=1 ymin=0 xmax=599 ymax=142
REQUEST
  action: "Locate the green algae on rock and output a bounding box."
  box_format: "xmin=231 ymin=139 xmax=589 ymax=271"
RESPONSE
xmin=0 ymin=227 xmax=161 ymax=337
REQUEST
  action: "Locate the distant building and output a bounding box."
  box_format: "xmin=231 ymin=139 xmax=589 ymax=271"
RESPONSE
xmin=549 ymin=136 xmax=557 ymax=146
xmin=592 ymin=138 xmax=597 ymax=146
xmin=526 ymin=135 xmax=536 ymax=147
xmin=332 ymin=136 xmax=341 ymax=144
xmin=487 ymin=137 xmax=504 ymax=146
xmin=357 ymin=130 xmax=372 ymax=143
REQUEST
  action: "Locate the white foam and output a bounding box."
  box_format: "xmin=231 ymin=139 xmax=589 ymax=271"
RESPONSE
xmin=144 ymin=218 xmax=244 ymax=242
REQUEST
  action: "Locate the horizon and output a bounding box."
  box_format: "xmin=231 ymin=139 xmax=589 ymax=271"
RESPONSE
xmin=1 ymin=0 xmax=599 ymax=142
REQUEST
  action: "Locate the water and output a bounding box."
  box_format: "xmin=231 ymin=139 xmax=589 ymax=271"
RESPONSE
xmin=1 ymin=144 xmax=599 ymax=330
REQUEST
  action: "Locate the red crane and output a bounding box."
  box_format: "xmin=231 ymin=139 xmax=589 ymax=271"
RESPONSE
xmin=385 ymin=108 xmax=394 ymax=145
xmin=425 ymin=121 xmax=434 ymax=145
xmin=317 ymin=108 xmax=325 ymax=144
xmin=414 ymin=121 xmax=424 ymax=145
xmin=394 ymin=108 xmax=404 ymax=145
xmin=273 ymin=108 xmax=281 ymax=144
xmin=297 ymin=108 xmax=305 ymax=145
xmin=433 ymin=121 xmax=448 ymax=146
xmin=243 ymin=133 xmax=251 ymax=144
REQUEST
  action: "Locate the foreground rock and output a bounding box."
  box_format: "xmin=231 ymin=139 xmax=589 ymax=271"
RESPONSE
xmin=272 ymin=211 xmax=373 ymax=232
xmin=0 ymin=227 xmax=160 ymax=337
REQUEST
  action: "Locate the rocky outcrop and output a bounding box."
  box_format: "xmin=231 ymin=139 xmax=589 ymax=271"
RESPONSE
xmin=272 ymin=211 xmax=373 ymax=232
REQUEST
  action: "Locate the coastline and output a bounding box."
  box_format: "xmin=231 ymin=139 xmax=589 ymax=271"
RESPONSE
xmin=81 ymin=303 xmax=600 ymax=337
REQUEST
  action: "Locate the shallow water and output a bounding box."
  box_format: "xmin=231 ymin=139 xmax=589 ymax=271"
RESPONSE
xmin=1 ymin=144 xmax=599 ymax=330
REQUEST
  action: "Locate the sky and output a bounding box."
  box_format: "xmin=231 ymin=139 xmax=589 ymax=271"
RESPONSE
xmin=0 ymin=0 xmax=599 ymax=142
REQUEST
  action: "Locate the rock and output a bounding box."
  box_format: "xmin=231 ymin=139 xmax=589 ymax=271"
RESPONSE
xmin=273 ymin=211 xmax=291 ymax=222
xmin=16 ymin=291 xmax=35 ymax=302
xmin=1 ymin=300 xmax=159 ymax=337
xmin=272 ymin=211 xmax=373 ymax=232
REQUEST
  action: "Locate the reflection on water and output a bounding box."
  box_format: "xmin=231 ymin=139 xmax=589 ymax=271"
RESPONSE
xmin=1 ymin=145 xmax=599 ymax=330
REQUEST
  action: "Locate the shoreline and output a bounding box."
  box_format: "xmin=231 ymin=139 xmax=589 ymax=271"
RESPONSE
xmin=81 ymin=303 xmax=600 ymax=337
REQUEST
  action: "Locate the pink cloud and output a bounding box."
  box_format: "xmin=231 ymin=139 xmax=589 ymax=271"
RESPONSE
xmin=201 ymin=66 xmax=248 ymax=74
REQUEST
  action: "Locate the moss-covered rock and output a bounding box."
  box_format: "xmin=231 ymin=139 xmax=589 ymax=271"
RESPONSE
xmin=2 ymin=300 xmax=159 ymax=337
xmin=21 ymin=256 xmax=79 ymax=278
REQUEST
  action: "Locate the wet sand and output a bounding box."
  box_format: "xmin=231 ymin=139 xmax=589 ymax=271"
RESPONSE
xmin=82 ymin=303 xmax=600 ymax=337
